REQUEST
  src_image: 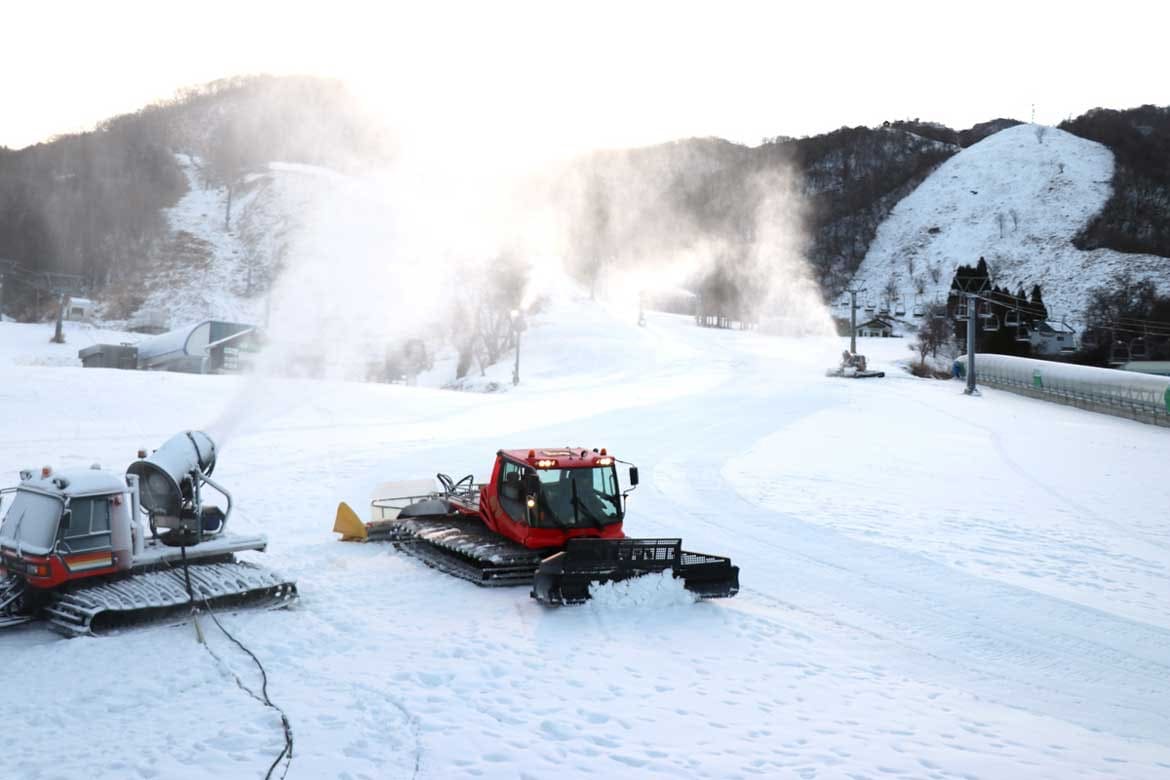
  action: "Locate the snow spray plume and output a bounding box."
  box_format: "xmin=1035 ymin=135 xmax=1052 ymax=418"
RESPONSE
xmin=537 ymin=140 xmax=833 ymax=336
xmin=207 ymin=87 xmax=836 ymax=434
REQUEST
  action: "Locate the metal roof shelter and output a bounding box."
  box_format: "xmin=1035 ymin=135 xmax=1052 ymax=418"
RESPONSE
xmin=136 ymin=320 xmax=259 ymax=374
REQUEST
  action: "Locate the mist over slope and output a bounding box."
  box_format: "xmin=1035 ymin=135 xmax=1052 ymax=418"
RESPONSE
xmin=0 ymin=76 xmax=389 ymax=323
xmin=2 ymin=78 xmax=1168 ymax=341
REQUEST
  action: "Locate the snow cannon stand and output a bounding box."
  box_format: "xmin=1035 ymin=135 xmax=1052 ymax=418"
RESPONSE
xmin=827 ymin=351 xmax=885 ymax=379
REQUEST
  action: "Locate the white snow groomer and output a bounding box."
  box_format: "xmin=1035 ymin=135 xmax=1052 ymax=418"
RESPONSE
xmin=826 ymin=351 xmax=885 ymax=379
xmin=0 ymin=432 xmax=296 ymax=636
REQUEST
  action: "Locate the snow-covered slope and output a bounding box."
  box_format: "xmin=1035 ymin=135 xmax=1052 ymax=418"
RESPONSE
xmin=126 ymin=155 xmax=338 ymax=329
xmin=3 ymin=304 xmax=1170 ymax=779
xmin=846 ymin=124 xmax=1170 ymax=324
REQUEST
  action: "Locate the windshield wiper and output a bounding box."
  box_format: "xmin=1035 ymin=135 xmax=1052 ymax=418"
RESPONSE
xmin=569 ymin=480 xmax=605 ymax=528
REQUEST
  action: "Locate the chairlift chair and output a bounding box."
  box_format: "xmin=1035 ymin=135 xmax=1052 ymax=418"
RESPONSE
xmin=912 ymin=295 xmax=925 ymax=317
xmin=1131 ymin=337 xmax=1149 ymax=360
xmin=1109 ymin=341 xmax=1131 ymax=364
xmin=983 ymin=314 xmax=1000 ymax=332
xmin=1014 ymin=324 xmax=1030 ymax=343
xmin=1004 ymin=309 xmax=1020 ymax=327
xmin=894 ymin=297 xmax=907 ymax=316
xmin=955 ymin=299 xmax=969 ymax=321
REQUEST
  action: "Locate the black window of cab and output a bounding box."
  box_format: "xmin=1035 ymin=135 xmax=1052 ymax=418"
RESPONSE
xmin=497 ymin=460 xmax=527 ymax=522
xmin=59 ymin=496 xmax=113 ymax=553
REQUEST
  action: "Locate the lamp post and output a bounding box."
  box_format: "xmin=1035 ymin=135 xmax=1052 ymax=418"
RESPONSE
xmin=510 ymin=309 xmax=523 ymax=386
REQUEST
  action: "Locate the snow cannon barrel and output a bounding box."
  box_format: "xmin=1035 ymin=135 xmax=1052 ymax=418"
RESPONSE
xmin=126 ymin=431 xmax=230 ymax=546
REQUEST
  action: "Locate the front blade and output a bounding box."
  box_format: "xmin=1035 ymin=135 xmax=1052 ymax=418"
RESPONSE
xmin=531 ymin=538 xmax=739 ymax=605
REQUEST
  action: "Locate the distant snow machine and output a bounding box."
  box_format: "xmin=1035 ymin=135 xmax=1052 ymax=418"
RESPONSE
xmin=0 ymin=432 xmax=297 ymax=636
xmin=827 ymin=350 xmax=885 ymax=378
xmin=332 ymin=448 xmax=739 ymax=605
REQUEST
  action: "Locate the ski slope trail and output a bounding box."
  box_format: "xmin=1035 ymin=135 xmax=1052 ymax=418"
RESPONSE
xmin=2 ymin=309 xmax=1169 ymax=779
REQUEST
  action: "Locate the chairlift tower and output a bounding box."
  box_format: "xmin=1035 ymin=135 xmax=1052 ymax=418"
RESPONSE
xmin=0 ymin=260 xmax=87 ymax=342
xmin=953 ymin=269 xmax=990 ymax=396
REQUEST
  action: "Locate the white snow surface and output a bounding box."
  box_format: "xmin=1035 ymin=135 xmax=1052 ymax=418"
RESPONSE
xmin=0 ymin=319 xmax=139 ymax=367
xmin=2 ymin=304 xmax=1170 ymax=779
xmin=846 ymin=124 xmax=1170 ymax=325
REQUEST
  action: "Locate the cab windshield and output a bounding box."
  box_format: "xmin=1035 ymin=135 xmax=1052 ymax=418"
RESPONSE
xmin=0 ymin=489 xmax=64 ymax=553
xmin=536 ymin=466 xmax=622 ymax=528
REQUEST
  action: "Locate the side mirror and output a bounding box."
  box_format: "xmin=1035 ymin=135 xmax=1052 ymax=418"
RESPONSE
xmin=628 ymin=467 xmax=639 ymax=486
xmin=522 ymin=473 xmax=540 ymax=494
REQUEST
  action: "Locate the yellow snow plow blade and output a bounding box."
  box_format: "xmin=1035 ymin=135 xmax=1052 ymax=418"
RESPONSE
xmin=333 ymin=502 xmax=368 ymax=541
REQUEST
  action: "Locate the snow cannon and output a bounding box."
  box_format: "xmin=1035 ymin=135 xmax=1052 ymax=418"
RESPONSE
xmin=826 ymin=351 xmax=885 ymax=379
xmin=1 ymin=432 xmax=295 ymax=635
xmin=127 ymin=431 xmax=231 ymax=546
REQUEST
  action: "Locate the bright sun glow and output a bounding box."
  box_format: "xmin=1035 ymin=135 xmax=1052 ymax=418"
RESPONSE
xmin=3 ymin=0 xmax=1168 ymax=161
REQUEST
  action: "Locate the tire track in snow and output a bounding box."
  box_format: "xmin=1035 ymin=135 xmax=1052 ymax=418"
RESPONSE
xmin=640 ymin=374 xmax=1170 ymax=745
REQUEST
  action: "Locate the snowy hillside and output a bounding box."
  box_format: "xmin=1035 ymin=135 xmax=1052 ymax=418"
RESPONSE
xmin=845 ymin=124 xmax=1170 ymax=325
xmin=125 ymin=155 xmax=339 ymax=330
xmin=3 ymin=303 xmax=1170 ymax=779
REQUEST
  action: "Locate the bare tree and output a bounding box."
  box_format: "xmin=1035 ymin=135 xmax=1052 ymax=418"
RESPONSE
xmin=910 ymin=305 xmax=952 ymax=372
xmin=883 ymin=275 xmax=899 ymax=311
xmin=448 ymin=251 xmax=529 ymax=378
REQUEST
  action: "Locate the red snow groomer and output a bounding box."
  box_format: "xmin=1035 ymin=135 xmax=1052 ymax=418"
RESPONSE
xmin=0 ymin=432 xmax=297 ymax=635
xmin=333 ymin=448 xmax=740 ymax=605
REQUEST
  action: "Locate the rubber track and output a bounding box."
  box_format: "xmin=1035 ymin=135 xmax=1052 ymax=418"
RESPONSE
xmin=0 ymin=574 xmax=32 ymax=628
xmin=390 ymin=516 xmax=548 ymax=587
xmin=41 ymin=561 xmax=297 ymax=636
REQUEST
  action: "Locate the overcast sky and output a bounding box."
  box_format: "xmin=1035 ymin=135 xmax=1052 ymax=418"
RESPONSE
xmin=4 ymin=0 xmax=1167 ymax=162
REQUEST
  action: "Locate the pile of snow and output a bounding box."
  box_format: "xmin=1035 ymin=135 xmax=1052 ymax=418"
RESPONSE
xmin=845 ymin=124 xmax=1170 ymax=326
xmin=586 ymin=570 xmax=697 ymax=609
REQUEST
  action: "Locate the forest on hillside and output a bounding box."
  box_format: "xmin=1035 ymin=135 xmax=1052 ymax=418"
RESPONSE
xmin=1060 ymin=105 xmax=1170 ymax=259
xmin=3 ymin=81 xmax=1168 ymax=327
xmin=0 ymin=76 xmax=390 ymax=319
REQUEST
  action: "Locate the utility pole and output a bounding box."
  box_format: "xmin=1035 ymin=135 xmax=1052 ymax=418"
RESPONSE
xmin=53 ymin=293 xmax=68 ymax=344
xmin=513 ymin=328 xmax=521 ymax=386
xmin=846 ymin=287 xmax=866 ymax=355
xmin=964 ymin=292 xmax=978 ymax=395
xmin=510 ymin=309 xmax=523 ymax=386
